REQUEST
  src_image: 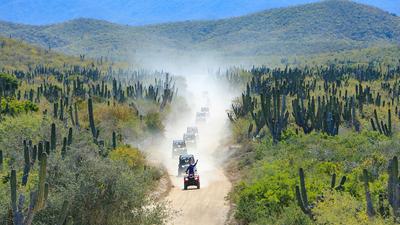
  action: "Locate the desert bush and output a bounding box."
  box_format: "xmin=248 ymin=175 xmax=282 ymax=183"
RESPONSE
xmin=313 ymin=191 xmax=389 ymax=225
xmin=110 ymin=145 xmax=145 ymax=169
xmin=145 ymin=112 xmax=164 ymax=133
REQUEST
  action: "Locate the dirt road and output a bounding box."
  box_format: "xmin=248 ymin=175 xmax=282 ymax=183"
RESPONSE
xmin=166 ymin=168 xmax=231 ymax=225
xmin=164 ymin=109 xmax=233 ymax=224
xmin=144 ymin=74 xmax=234 ymax=225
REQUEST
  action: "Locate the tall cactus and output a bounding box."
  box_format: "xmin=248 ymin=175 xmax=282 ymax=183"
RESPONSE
xmin=0 ymin=150 xmax=3 ymax=170
xmin=68 ymin=106 xmax=75 ymax=126
xmin=38 ymin=142 xmax=43 ymax=161
xmin=88 ymin=98 xmax=97 ymax=142
xmin=74 ymin=103 xmax=79 ymax=127
xmin=61 ymin=137 xmax=67 ymax=159
xmin=363 ymin=169 xmax=376 ymax=217
xmin=388 ymin=156 xmax=400 ymax=217
xmin=35 ymin=153 xmax=48 ymax=211
xmin=295 ymin=168 xmax=312 ymax=217
xmin=330 ymin=173 xmax=347 ymax=191
xmin=67 ymin=128 xmax=73 ymax=146
xmin=292 ymin=96 xmax=315 ymax=134
xmin=9 ymin=152 xmax=48 ymax=225
xmin=57 ymin=200 xmax=69 ymax=225
xmin=45 ymin=141 xmax=50 ymax=155
xmin=260 ymin=90 xmax=289 ymax=143
xmin=59 ymin=98 xmax=64 ymax=121
xmin=371 ymin=109 xmax=392 ymax=136
xmin=112 ymin=131 xmax=117 ymax=149
xmin=22 ymin=142 xmax=30 ymax=186
xmin=53 ymin=102 xmax=58 ymax=118
xmin=50 ymin=123 xmax=56 ymax=151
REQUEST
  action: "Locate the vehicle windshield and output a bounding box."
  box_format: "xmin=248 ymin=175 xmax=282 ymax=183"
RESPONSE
xmin=180 ymin=156 xmax=194 ymax=164
xmin=187 ymin=127 xmax=198 ymax=133
xmin=184 ymin=133 xmax=195 ymax=139
xmin=197 ymin=112 xmax=206 ymax=117
xmin=173 ymin=141 xmax=186 ymax=147
xmin=201 ymin=107 xmax=209 ymax=112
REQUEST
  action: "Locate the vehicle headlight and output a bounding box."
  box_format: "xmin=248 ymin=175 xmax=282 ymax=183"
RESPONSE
xmin=181 ymin=166 xmax=185 ymax=168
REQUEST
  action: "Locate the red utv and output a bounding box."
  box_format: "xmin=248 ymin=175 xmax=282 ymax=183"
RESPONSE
xmin=184 ymin=173 xmax=200 ymax=190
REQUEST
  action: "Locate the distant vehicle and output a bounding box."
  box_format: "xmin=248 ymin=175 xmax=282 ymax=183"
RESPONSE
xmin=172 ymin=140 xmax=187 ymax=157
xmin=187 ymin=126 xmax=199 ymax=138
xmin=196 ymin=112 xmax=207 ymax=123
xmin=178 ymin=154 xmax=195 ymax=176
xmin=201 ymin=107 xmax=210 ymax=117
xmin=183 ymin=132 xmax=197 ymax=146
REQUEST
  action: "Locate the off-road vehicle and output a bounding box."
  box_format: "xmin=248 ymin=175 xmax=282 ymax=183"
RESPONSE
xmin=172 ymin=140 xmax=187 ymax=157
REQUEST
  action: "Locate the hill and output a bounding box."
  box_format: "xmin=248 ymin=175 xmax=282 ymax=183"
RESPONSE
xmin=0 ymin=0 xmax=399 ymax=62
xmin=0 ymin=36 xmax=119 ymax=72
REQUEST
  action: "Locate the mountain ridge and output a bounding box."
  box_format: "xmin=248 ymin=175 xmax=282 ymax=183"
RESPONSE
xmin=0 ymin=0 xmax=399 ymax=62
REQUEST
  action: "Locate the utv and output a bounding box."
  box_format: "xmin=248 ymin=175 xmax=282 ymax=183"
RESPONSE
xmin=172 ymin=140 xmax=187 ymax=157
xmin=200 ymin=107 xmax=210 ymax=117
xmin=195 ymin=112 xmax=207 ymax=123
xmin=187 ymin=126 xmax=199 ymax=138
xmin=178 ymin=154 xmax=195 ymax=176
xmin=183 ymin=132 xmax=197 ymax=147
xmin=184 ymin=173 xmax=200 ymax=190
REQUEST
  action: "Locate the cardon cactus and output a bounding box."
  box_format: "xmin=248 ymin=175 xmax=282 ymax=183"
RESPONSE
xmin=388 ymin=156 xmax=400 ymax=218
xmin=260 ymin=90 xmax=289 ymax=143
xmin=57 ymin=200 xmax=70 ymax=225
xmin=61 ymin=137 xmax=67 ymax=159
xmin=38 ymin=142 xmax=43 ymax=161
xmin=295 ymin=168 xmax=312 ymax=217
xmin=35 ymin=152 xmax=48 ymax=211
xmin=330 ymin=173 xmax=347 ymax=191
xmin=9 ymin=152 xmax=48 ymax=225
xmin=53 ymin=102 xmax=58 ymax=118
xmin=59 ymin=98 xmax=64 ymax=121
xmin=67 ymin=128 xmax=73 ymax=146
xmin=45 ymin=141 xmax=50 ymax=155
xmin=88 ymin=98 xmax=97 ymax=141
xmin=0 ymin=150 xmax=3 ymax=170
xmin=371 ymin=109 xmax=392 ymax=136
xmin=74 ymin=103 xmax=79 ymax=127
xmin=363 ymin=169 xmax=376 ymax=217
xmin=22 ymin=142 xmax=30 ymax=186
xmin=69 ymin=106 xmax=75 ymax=126
xmin=50 ymin=123 xmax=56 ymax=151
xmin=112 ymin=131 xmax=117 ymax=149
xmin=32 ymin=145 xmax=37 ymax=164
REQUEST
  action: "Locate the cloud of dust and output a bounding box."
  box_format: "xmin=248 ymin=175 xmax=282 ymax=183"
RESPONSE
xmin=136 ymin=54 xmax=238 ymax=189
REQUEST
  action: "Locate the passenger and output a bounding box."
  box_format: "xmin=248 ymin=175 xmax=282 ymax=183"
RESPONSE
xmin=186 ymin=159 xmax=198 ymax=176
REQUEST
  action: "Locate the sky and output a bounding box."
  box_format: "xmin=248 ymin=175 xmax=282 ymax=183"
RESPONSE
xmin=0 ymin=0 xmax=398 ymax=25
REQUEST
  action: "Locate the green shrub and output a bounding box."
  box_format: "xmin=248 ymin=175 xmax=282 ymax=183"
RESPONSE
xmin=0 ymin=73 xmax=18 ymax=96
xmin=0 ymin=98 xmax=38 ymax=115
xmin=145 ymin=112 xmax=164 ymax=133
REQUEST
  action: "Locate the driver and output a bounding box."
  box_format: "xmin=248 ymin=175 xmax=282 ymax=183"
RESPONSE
xmin=186 ymin=159 xmax=198 ymax=176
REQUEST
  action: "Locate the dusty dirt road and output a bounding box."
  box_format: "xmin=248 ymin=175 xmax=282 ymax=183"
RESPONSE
xmin=165 ymin=114 xmax=232 ymax=225
xmin=152 ymin=74 xmax=234 ymax=225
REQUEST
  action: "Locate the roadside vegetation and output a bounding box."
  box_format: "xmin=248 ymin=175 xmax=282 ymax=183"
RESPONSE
xmin=0 ymin=38 xmax=187 ymax=225
xmin=224 ymin=58 xmax=400 ymax=224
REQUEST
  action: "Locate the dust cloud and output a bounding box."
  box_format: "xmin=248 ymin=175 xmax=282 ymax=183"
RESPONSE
xmin=143 ymin=69 xmax=236 ymax=189
xmin=125 ymin=50 xmax=240 ymax=223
